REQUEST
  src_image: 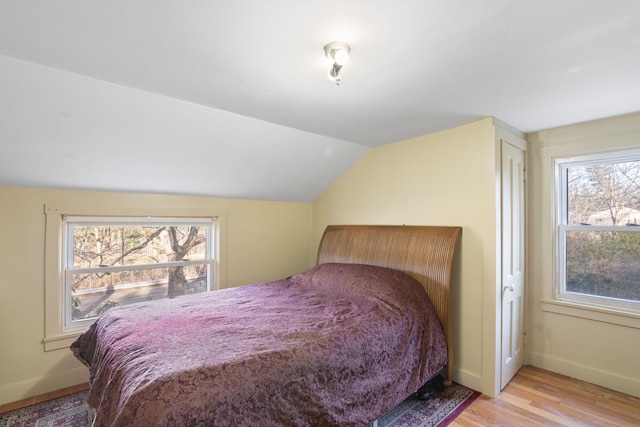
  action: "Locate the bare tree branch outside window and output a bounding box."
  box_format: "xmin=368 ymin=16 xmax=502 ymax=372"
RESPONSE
xmin=68 ymin=221 xmax=212 ymax=322
xmin=564 ymin=159 xmax=640 ymax=305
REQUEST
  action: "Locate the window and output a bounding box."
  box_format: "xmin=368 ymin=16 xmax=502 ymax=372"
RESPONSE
xmin=557 ymin=153 xmax=640 ymax=313
xmin=44 ymin=203 xmax=225 ymax=351
xmin=64 ymin=216 xmax=214 ymax=332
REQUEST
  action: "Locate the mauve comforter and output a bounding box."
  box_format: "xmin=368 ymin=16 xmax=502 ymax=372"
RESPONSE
xmin=71 ymin=263 xmax=447 ymax=427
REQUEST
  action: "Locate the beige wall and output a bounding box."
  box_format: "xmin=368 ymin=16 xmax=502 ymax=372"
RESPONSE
xmin=526 ymin=112 xmax=640 ymax=398
xmin=313 ymin=112 xmax=640 ymax=399
xmin=313 ymin=117 xmax=503 ymax=394
xmin=0 ymin=187 xmax=313 ymax=405
xmin=5 ymin=112 xmax=638 ymax=407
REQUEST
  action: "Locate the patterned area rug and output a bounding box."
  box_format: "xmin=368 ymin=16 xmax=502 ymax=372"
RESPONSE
xmin=0 ymin=384 xmax=478 ymax=427
xmin=0 ymin=391 xmax=93 ymax=427
xmin=379 ymin=383 xmax=480 ymax=427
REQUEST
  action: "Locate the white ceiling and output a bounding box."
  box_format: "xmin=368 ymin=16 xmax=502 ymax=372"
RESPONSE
xmin=1 ymin=1 xmax=639 ymax=202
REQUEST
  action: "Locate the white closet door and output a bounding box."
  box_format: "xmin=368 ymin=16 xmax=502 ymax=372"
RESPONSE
xmin=501 ymin=138 xmax=526 ymax=389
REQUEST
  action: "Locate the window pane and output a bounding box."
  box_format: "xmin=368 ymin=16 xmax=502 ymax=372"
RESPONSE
xmin=72 ymin=225 xmax=208 ymax=268
xmin=566 ymin=230 xmax=640 ymax=303
xmin=567 ymin=161 xmax=640 ymax=226
xmin=71 ymin=264 xmax=209 ymax=320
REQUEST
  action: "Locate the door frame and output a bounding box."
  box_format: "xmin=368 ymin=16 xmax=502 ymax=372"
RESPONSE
xmin=481 ymin=122 xmax=527 ymax=398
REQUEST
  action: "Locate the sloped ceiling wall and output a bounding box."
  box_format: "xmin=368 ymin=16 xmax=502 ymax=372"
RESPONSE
xmin=0 ymin=56 xmax=367 ymax=202
xmin=1 ymin=1 xmax=639 ymax=202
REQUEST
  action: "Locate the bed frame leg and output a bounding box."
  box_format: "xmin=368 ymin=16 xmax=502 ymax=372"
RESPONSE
xmin=370 ymin=420 xmax=379 ymax=427
xmin=444 ymin=364 xmax=453 ymax=387
xmin=416 ymin=374 xmax=445 ymax=400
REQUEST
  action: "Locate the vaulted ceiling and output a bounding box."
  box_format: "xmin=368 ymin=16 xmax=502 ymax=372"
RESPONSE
xmin=1 ymin=1 xmax=639 ymax=202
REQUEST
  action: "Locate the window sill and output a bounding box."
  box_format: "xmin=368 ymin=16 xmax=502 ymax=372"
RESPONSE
xmin=43 ymin=333 xmax=82 ymax=352
xmin=540 ymin=299 xmax=640 ymax=329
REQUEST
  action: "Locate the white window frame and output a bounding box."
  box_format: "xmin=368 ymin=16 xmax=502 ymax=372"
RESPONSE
xmin=539 ymin=142 xmax=640 ymax=330
xmin=63 ymin=216 xmax=215 ymax=333
xmin=44 ymin=203 xmax=226 ymax=351
xmin=556 ymin=152 xmax=640 ymax=313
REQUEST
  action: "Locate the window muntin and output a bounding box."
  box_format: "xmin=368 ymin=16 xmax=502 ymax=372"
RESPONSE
xmin=557 ymin=155 xmax=640 ymax=312
xmin=63 ymin=216 xmax=214 ymax=332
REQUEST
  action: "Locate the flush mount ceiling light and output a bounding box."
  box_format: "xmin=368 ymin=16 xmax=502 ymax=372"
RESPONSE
xmin=324 ymin=41 xmax=350 ymax=85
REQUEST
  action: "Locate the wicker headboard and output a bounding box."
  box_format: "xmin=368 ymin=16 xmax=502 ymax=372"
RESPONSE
xmin=316 ymin=225 xmax=461 ymax=385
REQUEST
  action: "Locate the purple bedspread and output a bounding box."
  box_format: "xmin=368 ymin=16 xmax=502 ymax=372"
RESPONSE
xmin=71 ymin=263 xmax=447 ymax=426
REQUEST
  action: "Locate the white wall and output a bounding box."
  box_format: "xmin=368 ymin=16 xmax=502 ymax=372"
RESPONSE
xmin=0 ymin=54 xmax=367 ymax=203
xmin=0 ymin=187 xmax=313 ymax=405
xmin=526 ymin=112 xmax=640 ymax=398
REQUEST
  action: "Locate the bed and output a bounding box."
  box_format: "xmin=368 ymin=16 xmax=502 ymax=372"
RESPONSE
xmin=71 ymin=225 xmax=461 ymax=426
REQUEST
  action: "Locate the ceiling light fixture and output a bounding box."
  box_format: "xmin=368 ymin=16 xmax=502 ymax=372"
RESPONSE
xmin=324 ymin=42 xmax=350 ymax=85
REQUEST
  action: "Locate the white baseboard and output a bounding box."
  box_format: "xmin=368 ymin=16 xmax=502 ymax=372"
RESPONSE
xmin=527 ymin=351 xmax=640 ymax=398
xmin=453 ymin=367 xmax=483 ymax=394
xmin=0 ymin=366 xmax=89 ymax=406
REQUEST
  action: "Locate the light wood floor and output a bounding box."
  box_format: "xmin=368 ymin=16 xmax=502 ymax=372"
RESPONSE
xmin=452 ymin=366 xmax=640 ymax=426
xmin=2 ymin=366 xmax=639 ymax=426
